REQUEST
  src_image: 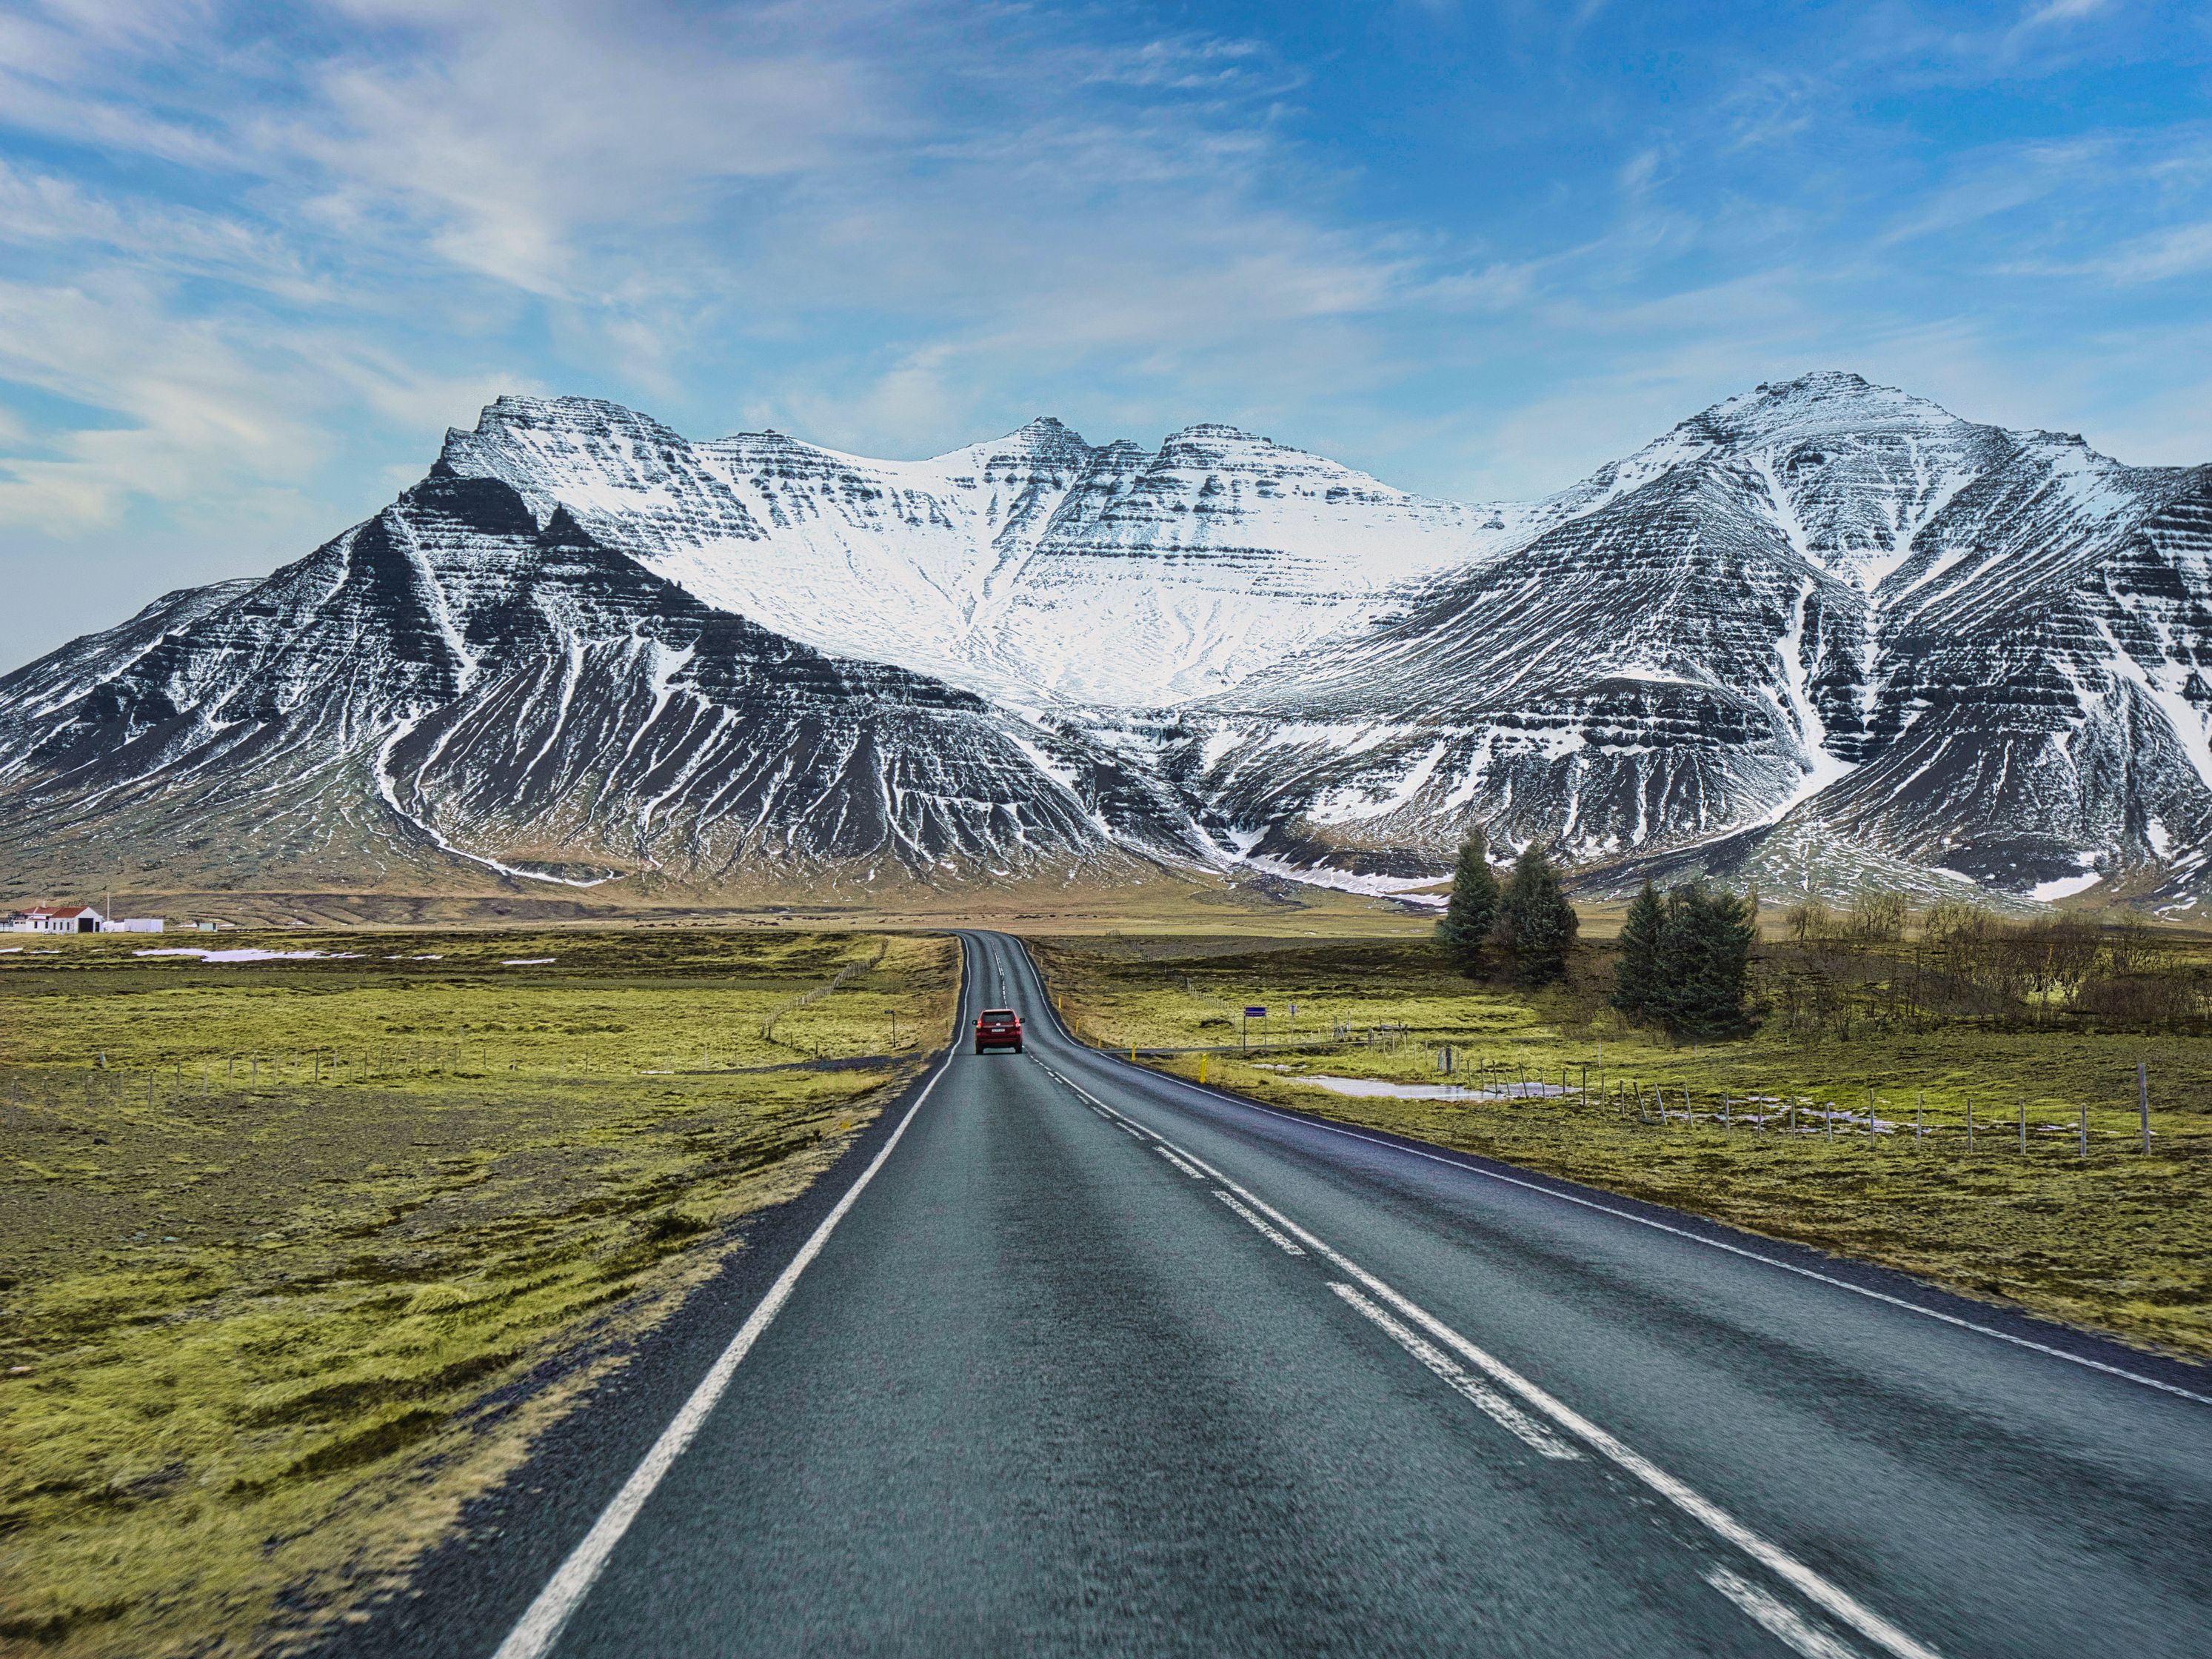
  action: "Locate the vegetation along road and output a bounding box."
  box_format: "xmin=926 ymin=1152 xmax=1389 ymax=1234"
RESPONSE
xmin=436 ymin=930 xmax=2211 ymax=1659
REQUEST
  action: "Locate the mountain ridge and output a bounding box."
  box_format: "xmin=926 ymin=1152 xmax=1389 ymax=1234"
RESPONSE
xmin=435 ymin=391 xmax=1524 ymax=708
xmin=6 ymin=371 xmax=2211 ymax=914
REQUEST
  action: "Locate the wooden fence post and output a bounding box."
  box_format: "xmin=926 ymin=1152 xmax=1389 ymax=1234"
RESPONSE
xmin=2139 ymin=1061 xmax=2151 ymax=1155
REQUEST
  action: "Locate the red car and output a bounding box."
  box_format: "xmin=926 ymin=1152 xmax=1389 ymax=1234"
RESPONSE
xmin=975 ymin=1008 xmax=1023 ymax=1054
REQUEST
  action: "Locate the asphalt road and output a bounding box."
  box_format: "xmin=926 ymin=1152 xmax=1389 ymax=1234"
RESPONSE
xmin=488 ymin=929 xmax=2212 ymax=1658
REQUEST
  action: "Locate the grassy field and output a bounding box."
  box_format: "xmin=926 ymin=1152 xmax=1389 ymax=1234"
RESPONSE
xmin=69 ymin=859 xmax=1450 ymax=937
xmin=1028 ymin=932 xmax=2212 ymax=1363
xmin=0 ymin=928 xmax=956 ymax=1658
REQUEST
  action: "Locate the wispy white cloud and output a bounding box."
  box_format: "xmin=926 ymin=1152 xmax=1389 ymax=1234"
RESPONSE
xmin=2 ymin=0 xmax=2211 ymax=672
xmin=1901 ymin=124 xmax=2212 ymax=281
xmin=279 ymin=2 xmax=905 ymax=294
xmin=2055 ymin=218 xmax=2212 ymax=283
xmin=0 ymin=0 xmax=1421 ymax=477
xmin=0 ymin=159 xmax=326 ymax=299
xmin=0 ymin=275 xmax=321 ymax=533
xmin=2019 ymin=0 xmax=2113 ymax=32
xmin=0 ymin=270 xmax=512 ymax=535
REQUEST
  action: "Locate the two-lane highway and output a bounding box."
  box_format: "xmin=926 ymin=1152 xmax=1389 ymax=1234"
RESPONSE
xmin=493 ymin=930 xmax=2212 ymax=1658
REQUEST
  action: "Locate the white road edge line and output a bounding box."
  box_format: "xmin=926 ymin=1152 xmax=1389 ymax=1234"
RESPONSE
xmin=1061 ymin=1077 xmax=1945 ymax=1659
xmin=1329 ymin=1281 xmax=1577 ymax=1460
xmin=489 ymin=1047 xmax=955 ymax=1659
xmin=1119 ymin=1065 xmax=2212 ymax=1409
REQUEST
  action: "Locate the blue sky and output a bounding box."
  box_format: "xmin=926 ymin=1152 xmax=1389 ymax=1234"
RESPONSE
xmin=2 ymin=0 xmax=2209 ymax=668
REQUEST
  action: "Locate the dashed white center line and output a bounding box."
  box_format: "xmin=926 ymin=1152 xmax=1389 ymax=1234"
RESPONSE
xmin=1329 ymin=1281 xmax=1577 ymax=1460
xmin=1706 ymin=1566 xmax=1865 ymax=1659
xmin=1212 ymin=1188 xmax=1307 ymax=1255
xmin=1155 ymin=1145 xmax=1208 ymax=1180
xmin=1160 ymin=1072 xmax=2212 ymax=1409
xmin=1037 ymin=1056 xmax=1945 ymax=1659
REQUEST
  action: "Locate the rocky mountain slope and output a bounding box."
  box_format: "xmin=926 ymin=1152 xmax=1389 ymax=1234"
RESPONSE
xmin=1192 ymin=375 xmax=2212 ymax=909
xmin=4 ymin=372 xmax=2209 ymax=909
xmin=0 ymin=467 xmax=1202 ymax=895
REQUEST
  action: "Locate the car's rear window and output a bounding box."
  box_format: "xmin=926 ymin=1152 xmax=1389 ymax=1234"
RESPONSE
xmin=980 ymin=1009 xmax=1018 ymax=1023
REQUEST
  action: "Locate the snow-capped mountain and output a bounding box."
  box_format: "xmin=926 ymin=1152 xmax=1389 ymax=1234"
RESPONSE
xmin=1188 ymin=373 xmax=2212 ymax=908
xmin=0 ymin=467 xmax=1203 ymax=895
xmin=441 ymin=396 xmax=1531 ymax=707
xmin=4 ymin=371 xmax=2210 ymax=909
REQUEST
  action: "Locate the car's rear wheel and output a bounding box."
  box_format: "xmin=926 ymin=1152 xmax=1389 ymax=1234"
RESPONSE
xmin=1015 ymin=1042 xmax=1024 ymax=1053
xmin=974 ymin=1041 xmax=986 ymax=1054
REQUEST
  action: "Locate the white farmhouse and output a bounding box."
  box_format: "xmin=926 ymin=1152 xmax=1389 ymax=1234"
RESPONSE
xmin=4 ymin=904 xmax=105 ymax=933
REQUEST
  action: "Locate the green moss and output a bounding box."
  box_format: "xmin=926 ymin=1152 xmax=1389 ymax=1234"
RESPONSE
xmin=0 ymin=929 xmax=956 ymax=1658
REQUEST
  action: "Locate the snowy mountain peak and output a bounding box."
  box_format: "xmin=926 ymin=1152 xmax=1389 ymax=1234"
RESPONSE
xmin=1691 ymin=372 xmax=1968 ymax=447
xmin=1156 ymin=422 xmax=1330 ymax=468
xmin=11 ymin=373 xmax=2212 ymax=912
xmin=418 ymin=396 xmax=1508 ymax=707
xmin=1164 ymin=421 xmax=1266 ymax=443
xmin=1012 ymin=415 xmax=1095 ymax=461
xmin=935 ymin=415 xmax=1096 ymax=475
xmin=447 ymin=393 xmax=687 ymax=467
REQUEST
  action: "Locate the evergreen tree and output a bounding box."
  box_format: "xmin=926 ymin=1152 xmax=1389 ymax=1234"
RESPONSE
xmin=1435 ymin=827 xmax=1500 ymax=975
xmin=1496 ymin=845 xmax=1578 ymax=986
xmin=1663 ymin=881 xmax=1758 ymax=1038
xmin=1612 ymin=881 xmax=1667 ymax=1021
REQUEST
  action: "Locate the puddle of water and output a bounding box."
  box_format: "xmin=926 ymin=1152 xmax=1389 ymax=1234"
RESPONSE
xmin=133 ymin=948 xmax=364 ymax=964
xmin=1292 ymin=1075 xmax=1570 ymax=1102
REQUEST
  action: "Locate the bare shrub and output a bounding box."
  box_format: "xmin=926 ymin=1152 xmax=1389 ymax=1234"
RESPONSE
xmin=1785 ymin=899 xmax=1831 ymax=944
xmin=1845 ymin=890 xmax=1907 ymax=944
xmin=1920 ymin=898 xmax=1996 ymax=944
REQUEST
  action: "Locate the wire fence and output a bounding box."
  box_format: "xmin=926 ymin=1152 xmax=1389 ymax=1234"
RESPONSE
xmin=1397 ymin=1051 xmax=2182 ymax=1160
